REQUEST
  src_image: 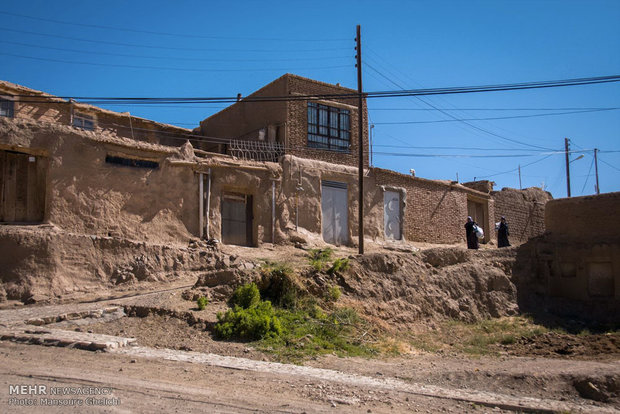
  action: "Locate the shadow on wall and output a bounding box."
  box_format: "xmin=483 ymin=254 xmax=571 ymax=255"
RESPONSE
xmin=513 ymin=237 xmax=620 ymax=333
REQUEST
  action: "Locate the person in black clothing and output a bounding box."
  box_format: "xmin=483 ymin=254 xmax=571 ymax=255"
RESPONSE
xmin=464 ymin=216 xmax=479 ymax=249
xmin=497 ymin=216 xmax=511 ymax=248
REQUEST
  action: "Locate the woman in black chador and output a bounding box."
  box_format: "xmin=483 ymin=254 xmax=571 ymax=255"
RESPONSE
xmin=497 ymin=216 xmax=511 ymax=248
xmin=464 ymin=216 xmax=479 ymax=250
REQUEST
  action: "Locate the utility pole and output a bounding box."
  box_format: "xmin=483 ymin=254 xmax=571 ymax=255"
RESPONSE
xmin=565 ymin=137 xmax=571 ymax=197
xmin=594 ymin=148 xmax=600 ymax=194
xmin=518 ymin=165 xmax=522 ymax=190
xmin=356 ymin=24 xmax=364 ymax=255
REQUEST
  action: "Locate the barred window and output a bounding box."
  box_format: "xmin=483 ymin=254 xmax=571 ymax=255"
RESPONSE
xmin=0 ymin=99 xmax=14 ymax=118
xmin=307 ymin=102 xmax=350 ymax=151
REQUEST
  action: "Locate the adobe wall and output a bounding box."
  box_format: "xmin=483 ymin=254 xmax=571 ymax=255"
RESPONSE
xmin=277 ymin=155 xmax=382 ymax=245
xmin=546 ymin=192 xmax=620 ymax=242
xmin=517 ymin=192 xmax=620 ymax=310
xmin=371 ymin=168 xmax=493 ymax=244
xmin=204 ymin=161 xmax=281 ymax=246
xmin=492 ymin=187 xmax=552 ymax=244
xmin=1 ymin=81 xmax=192 ymax=149
xmin=0 ymin=117 xmax=198 ymax=243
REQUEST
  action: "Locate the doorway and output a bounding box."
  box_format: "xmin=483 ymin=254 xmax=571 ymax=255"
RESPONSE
xmin=384 ymin=190 xmax=402 ymax=240
xmin=221 ymin=192 xmax=253 ymax=246
xmin=321 ymin=181 xmax=348 ymax=245
xmin=0 ymin=150 xmax=46 ymax=223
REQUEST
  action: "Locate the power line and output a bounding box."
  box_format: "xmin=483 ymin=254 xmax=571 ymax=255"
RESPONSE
xmin=363 ymin=48 xmax=561 ymax=150
xmin=363 ymin=61 xmax=556 ymax=151
xmin=369 ymin=107 xmax=620 ymax=111
xmin=0 ymin=40 xmax=351 ymax=63
xmin=0 ymin=11 xmax=349 ymax=42
xmin=474 ymin=154 xmax=555 ymax=179
xmin=371 ymin=108 xmax=620 ymax=124
xmin=0 ymin=52 xmax=350 ymax=73
xmin=0 ymin=27 xmax=351 ymax=53
xmin=10 ymin=74 xmax=620 ymax=103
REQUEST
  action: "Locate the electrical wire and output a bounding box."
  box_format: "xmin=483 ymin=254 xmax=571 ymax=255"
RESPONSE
xmin=371 ymin=108 xmax=620 ymax=124
xmin=0 ymin=40 xmax=352 ymax=63
xmin=0 ymin=27 xmax=351 ymax=53
xmin=0 ymin=11 xmax=350 ymax=42
xmin=9 ymin=74 xmax=620 ymax=103
xmin=580 ymin=155 xmax=595 ymax=195
xmin=363 ymin=61 xmax=556 ymax=151
xmin=473 ymin=154 xmax=555 ymax=179
xmin=0 ymin=52 xmax=350 ymax=73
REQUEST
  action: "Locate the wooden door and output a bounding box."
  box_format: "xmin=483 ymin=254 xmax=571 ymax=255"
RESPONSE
xmin=0 ymin=150 xmax=46 ymax=223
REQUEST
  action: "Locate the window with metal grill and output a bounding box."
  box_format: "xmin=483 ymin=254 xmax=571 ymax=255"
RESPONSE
xmin=307 ymin=102 xmax=350 ymax=152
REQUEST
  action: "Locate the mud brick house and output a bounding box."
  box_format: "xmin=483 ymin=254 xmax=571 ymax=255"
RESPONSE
xmin=0 ymin=76 xmax=548 ymax=253
xmin=194 ymin=74 xmax=369 ymax=168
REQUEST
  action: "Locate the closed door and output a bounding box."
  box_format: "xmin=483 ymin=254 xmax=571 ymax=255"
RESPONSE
xmin=384 ymin=190 xmax=401 ymax=240
xmin=467 ymin=199 xmax=486 ymax=238
xmin=321 ymin=181 xmax=348 ymax=245
xmin=221 ymin=193 xmax=253 ymax=246
xmin=0 ymin=150 xmax=46 ymax=223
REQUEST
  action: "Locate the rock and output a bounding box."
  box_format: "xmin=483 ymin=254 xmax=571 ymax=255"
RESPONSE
xmin=194 ymin=270 xmax=238 ymax=288
xmin=574 ymin=379 xmax=610 ymax=402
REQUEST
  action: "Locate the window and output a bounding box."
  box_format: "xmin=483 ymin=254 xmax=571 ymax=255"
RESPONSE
xmin=73 ymin=113 xmax=95 ymax=130
xmin=307 ymin=102 xmax=350 ymax=151
xmin=0 ymin=98 xmax=14 ymax=118
xmin=105 ymin=155 xmax=159 ymax=169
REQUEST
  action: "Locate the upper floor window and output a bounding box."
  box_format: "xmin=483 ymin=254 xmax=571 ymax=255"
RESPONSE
xmin=307 ymin=102 xmax=350 ymax=151
xmin=73 ymin=113 xmax=95 ymax=130
xmin=0 ymin=98 xmax=14 ymax=118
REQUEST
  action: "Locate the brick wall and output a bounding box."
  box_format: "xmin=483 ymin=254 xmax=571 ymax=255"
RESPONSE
xmin=491 ymin=187 xmax=551 ymax=244
xmin=371 ymin=168 xmax=490 ymax=244
xmin=197 ymin=74 xmax=368 ymax=168
xmin=284 ymin=75 xmax=368 ymax=168
xmin=197 ymin=76 xmax=289 ymax=153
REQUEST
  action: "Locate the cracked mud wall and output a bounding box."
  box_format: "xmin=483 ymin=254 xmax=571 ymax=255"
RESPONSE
xmin=1 ymin=118 xmax=198 ymax=243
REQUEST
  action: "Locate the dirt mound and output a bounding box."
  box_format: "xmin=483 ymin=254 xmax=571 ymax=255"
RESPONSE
xmin=339 ymin=247 xmax=519 ymax=327
xmin=0 ymin=226 xmax=225 ymax=302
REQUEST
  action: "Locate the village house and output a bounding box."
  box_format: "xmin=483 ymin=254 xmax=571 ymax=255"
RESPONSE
xmin=0 ymin=76 xmax=550 ymax=251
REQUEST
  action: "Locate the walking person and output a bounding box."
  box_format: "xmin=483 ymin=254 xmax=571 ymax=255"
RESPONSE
xmin=497 ymin=216 xmax=511 ymax=248
xmin=465 ymin=216 xmax=479 ymax=250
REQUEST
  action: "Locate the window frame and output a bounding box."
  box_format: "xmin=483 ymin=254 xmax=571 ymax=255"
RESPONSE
xmin=72 ymin=112 xmax=95 ymax=131
xmin=307 ymin=102 xmax=351 ymax=152
xmin=0 ymin=98 xmax=15 ymax=118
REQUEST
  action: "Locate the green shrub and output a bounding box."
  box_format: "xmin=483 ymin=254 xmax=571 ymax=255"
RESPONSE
xmin=327 ymin=285 xmax=341 ymax=302
xmin=231 ymin=283 xmax=260 ymax=309
xmin=196 ymin=296 xmax=208 ymax=311
xmin=215 ymin=301 xmax=282 ymax=341
xmin=308 ymin=248 xmax=333 ymax=272
xmin=260 ymin=262 xmax=302 ymax=309
xmin=328 ymin=257 xmax=350 ymax=275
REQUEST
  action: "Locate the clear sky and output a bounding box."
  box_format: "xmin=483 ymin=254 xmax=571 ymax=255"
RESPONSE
xmin=2 ymin=0 xmax=619 ymax=198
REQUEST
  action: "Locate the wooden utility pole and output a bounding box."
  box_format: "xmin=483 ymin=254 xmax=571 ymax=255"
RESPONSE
xmin=518 ymin=165 xmax=522 ymax=190
xmin=356 ymin=25 xmax=364 ymax=255
xmin=565 ymin=137 xmax=571 ymax=197
xmin=594 ymin=148 xmax=600 ymax=194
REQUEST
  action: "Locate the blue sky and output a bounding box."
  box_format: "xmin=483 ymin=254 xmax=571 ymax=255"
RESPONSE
xmin=2 ymin=0 xmax=619 ymax=198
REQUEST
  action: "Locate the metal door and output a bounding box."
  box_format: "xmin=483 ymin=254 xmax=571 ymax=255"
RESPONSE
xmin=384 ymin=190 xmax=401 ymax=240
xmin=221 ymin=193 xmax=253 ymax=246
xmin=321 ymin=181 xmax=348 ymax=245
